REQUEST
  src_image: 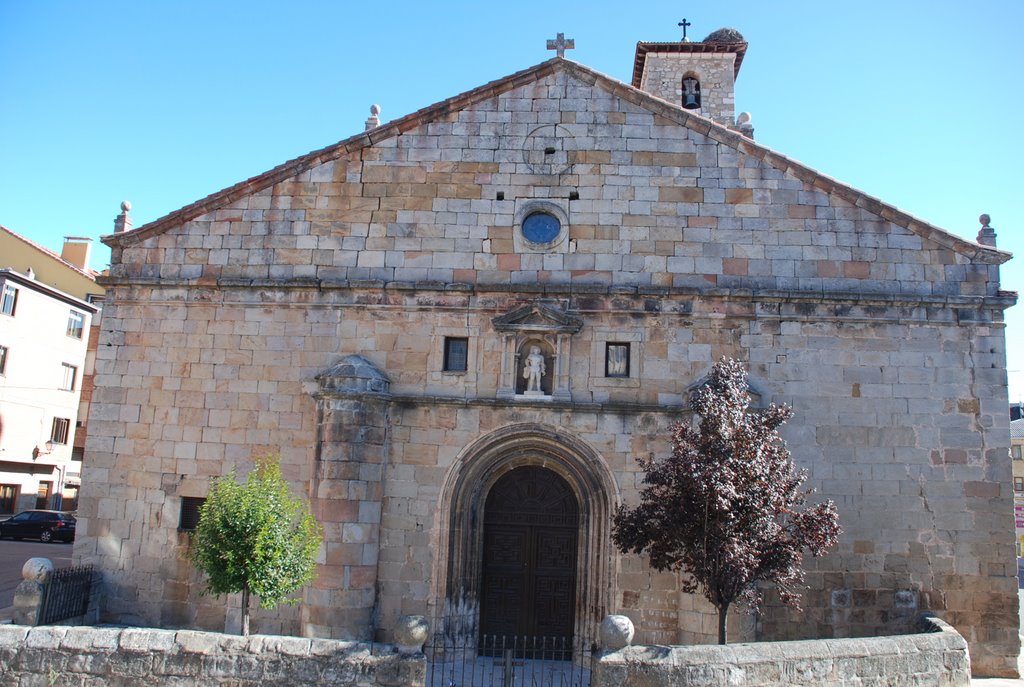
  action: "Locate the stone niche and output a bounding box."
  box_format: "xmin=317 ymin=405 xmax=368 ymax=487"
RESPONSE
xmin=491 ymin=301 xmax=583 ymax=401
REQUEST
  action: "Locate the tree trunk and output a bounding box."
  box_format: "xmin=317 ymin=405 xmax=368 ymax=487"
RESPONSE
xmin=241 ymin=585 xmax=251 ymax=636
xmin=717 ymin=602 xmax=729 ymax=645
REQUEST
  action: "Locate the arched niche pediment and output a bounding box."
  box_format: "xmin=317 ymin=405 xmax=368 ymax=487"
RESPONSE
xmin=315 ymin=354 xmax=390 ymax=396
xmin=491 ymin=301 xmax=584 ymax=334
xmin=492 ymin=301 xmax=582 ymax=401
xmin=683 ymin=368 xmax=767 ymax=409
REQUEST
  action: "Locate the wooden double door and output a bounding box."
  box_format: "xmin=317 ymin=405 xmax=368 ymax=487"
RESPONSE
xmin=479 ymin=466 xmax=579 ymax=645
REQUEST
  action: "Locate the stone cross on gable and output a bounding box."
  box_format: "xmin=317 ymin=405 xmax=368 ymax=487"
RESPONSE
xmin=546 ymin=32 xmax=575 ymax=58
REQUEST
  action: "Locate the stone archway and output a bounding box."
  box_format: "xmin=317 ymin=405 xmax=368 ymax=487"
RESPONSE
xmin=433 ymin=424 xmax=617 ymax=649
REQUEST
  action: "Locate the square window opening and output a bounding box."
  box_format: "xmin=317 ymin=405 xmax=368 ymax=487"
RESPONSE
xmin=1015 ymin=477 xmax=1024 ymax=492
xmin=66 ymin=311 xmax=85 ymax=339
xmin=179 ymin=496 xmax=206 ymax=531
xmin=605 ymin=343 xmax=631 ymax=377
xmin=443 ymin=337 xmax=469 ymax=373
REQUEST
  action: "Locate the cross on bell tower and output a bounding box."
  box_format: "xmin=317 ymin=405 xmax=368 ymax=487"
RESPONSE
xmin=546 ymin=32 xmax=575 ymax=58
xmin=678 ymin=18 xmax=691 ymax=41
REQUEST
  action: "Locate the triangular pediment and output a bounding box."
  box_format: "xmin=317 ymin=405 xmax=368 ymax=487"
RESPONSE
xmin=102 ymin=58 xmax=1008 ymax=267
xmin=492 ymin=302 xmax=583 ymax=334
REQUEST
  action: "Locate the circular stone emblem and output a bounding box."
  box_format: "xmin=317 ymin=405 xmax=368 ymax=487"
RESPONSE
xmin=521 ymin=212 xmax=561 ymax=245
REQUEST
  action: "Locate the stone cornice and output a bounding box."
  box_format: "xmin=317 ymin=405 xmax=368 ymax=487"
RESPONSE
xmin=95 ymin=275 xmax=1018 ymax=311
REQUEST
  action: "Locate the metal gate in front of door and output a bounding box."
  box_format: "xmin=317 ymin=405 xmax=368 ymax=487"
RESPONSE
xmin=425 ymin=632 xmax=595 ymax=687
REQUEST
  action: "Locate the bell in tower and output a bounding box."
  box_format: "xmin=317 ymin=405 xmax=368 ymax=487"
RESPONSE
xmin=681 ymin=76 xmax=701 ymax=110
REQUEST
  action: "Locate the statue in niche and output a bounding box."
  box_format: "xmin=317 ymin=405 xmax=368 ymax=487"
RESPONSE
xmin=523 ymin=345 xmax=547 ymax=393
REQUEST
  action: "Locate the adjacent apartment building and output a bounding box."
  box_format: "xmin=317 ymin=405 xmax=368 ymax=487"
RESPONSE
xmin=0 ymin=227 xmax=103 ymax=513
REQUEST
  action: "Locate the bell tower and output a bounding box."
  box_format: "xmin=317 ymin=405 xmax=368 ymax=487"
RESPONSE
xmin=632 ymin=27 xmax=749 ymax=134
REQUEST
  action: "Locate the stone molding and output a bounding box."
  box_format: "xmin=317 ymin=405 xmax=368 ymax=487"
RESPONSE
xmin=0 ymin=625 xmax=423 ymax=687
xmin=593 ymin=615 xmax=972 ymax=686
xmin=94 ymin=276 xmax=1018 ymax=311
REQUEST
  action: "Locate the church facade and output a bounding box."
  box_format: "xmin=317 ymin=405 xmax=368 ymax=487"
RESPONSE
xmin=76 ymin=30 xmax=1019 ymax=676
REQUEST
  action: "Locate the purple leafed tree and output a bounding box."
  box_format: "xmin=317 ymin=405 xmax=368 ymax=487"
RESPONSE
xmin=612 ymin=358 xmax=840 ymax=644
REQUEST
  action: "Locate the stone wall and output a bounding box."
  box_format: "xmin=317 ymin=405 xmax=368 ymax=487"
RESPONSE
xmin=0 ymin=625 xmax=423 ymax=687
xmin=78 ymin=59 xmax=1018 ymax=676
xmin=593 ymin=616 xmax=970 ymax=687
xmin=638 ymin=52 xmax=737 ymax=126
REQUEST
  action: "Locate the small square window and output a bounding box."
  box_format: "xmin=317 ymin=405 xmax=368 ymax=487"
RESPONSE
xmin=61 ymin=363 xmax=77 ymax=391
xmin=179 ymin=497 xmax=206 ymax=531
xmin=1 ymin=285 xmax=17 ymax=316
xmin=1013 ymin=446 xmax=1023 ymax=460
xmin=605 ymin=343 xmax=630 ymax=377
xmin=0 ymin=345 xmax=7 ymax=375
xmin=443 ymin=337 xmax=469 ymax=372
xmin=66 ymin=310 xmax=85 ymax=339
xmin=1015 ymin=477 xmax=1024 ymax=492
xmin=50 ymin=417 xmax=70 ymax=445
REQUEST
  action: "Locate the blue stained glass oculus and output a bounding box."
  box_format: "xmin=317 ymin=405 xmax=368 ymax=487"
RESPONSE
xmin=521 ymin=213 xmax=561 ymax=244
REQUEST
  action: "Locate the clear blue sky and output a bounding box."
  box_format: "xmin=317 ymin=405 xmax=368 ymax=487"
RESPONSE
xmin=2 ymin=1 xmax=1022 ymax=402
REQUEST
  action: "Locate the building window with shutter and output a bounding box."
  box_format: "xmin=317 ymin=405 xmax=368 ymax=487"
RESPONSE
xmin=1 ymin=285 xmax=17 ymax=316
xmin=51 ymin=417 xmax=70 ymax=445
xmin=61 ymin=363 xmax=77 ymax=391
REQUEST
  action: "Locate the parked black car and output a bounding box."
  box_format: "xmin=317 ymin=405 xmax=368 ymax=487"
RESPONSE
xmin=0 ymin=510 xmax=76 ymax=543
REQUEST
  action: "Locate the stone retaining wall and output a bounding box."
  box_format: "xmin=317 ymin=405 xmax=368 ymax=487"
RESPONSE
xmin=0 ymin=625 xmax=424 ymax=686
xmin=593 ymin=616 xmax=970 ymax=687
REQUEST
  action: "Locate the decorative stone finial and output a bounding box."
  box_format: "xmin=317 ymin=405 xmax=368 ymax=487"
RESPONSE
xmin=114 ymin=200 xmax=133 ymax=233
xmin=977 ymin=213 xmax=997 ymax=247
xmin=735 ymin=111 xmax=755 ymax=139
xmin=599 ymin=614 xmax=635 ymax=650
xmin=365 ymin=104 xmax=381 ymax=131
xmin=22 ymin=557 xmax=53 ymax=583
xmin=395 ymin=615 xmax=429 ymax=654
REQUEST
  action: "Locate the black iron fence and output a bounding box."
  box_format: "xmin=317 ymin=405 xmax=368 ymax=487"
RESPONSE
xmin=426 ymin=632 xmax=595 ymax=687
xmin=39 ymin=565 xmax=95 ymax=625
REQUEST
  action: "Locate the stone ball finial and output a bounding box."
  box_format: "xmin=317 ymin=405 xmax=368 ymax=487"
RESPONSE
xmin=22 ymin=557 xmax=54 ymax=584
xmin=599 ymin=614 xmax=635 ymax=650
xmin=395 ymin=615 xmax=429 ymax=654
xmin=370 ymin=104 xmax=381 ymax=116
xmin=121 ymin=200 xmax=132 ymax=213
xmin=979 ymin=213 xmax=991 ymax=227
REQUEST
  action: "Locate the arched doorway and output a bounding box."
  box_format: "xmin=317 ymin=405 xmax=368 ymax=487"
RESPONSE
xmin=434 ymin=424 xmax=618 ymax=652
xmin=479 ymin=466 xmax=578 ymax=643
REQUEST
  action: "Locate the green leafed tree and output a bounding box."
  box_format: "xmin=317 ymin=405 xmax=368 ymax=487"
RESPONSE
xmin=612 ymin=358 xmax=841 ymax=644
xmin=188 ymin=456 xmax=323 ymax=635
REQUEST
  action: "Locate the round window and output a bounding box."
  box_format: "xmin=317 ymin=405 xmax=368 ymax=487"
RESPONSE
xmin=521 ymin=212 xmax=561 ymax=245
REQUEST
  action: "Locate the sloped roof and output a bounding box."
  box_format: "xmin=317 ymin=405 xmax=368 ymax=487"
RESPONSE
xmin=631 ymin=38 xmax=748 ymax=85
xmin=1012 ymin=418 xmax=1024 ymax=440
xmin=102 ymin=58 xmax=1011 ymax=266
xmin=1 ymin=225 xmax=98 ymax=280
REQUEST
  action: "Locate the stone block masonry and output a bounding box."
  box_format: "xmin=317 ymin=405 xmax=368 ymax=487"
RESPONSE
xmin=0 ymin=625 xmax=424 ymax=687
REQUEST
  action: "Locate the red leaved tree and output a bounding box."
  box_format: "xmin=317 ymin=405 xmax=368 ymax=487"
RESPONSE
xmin=612 ymin=358 xmax=840 ymax=644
